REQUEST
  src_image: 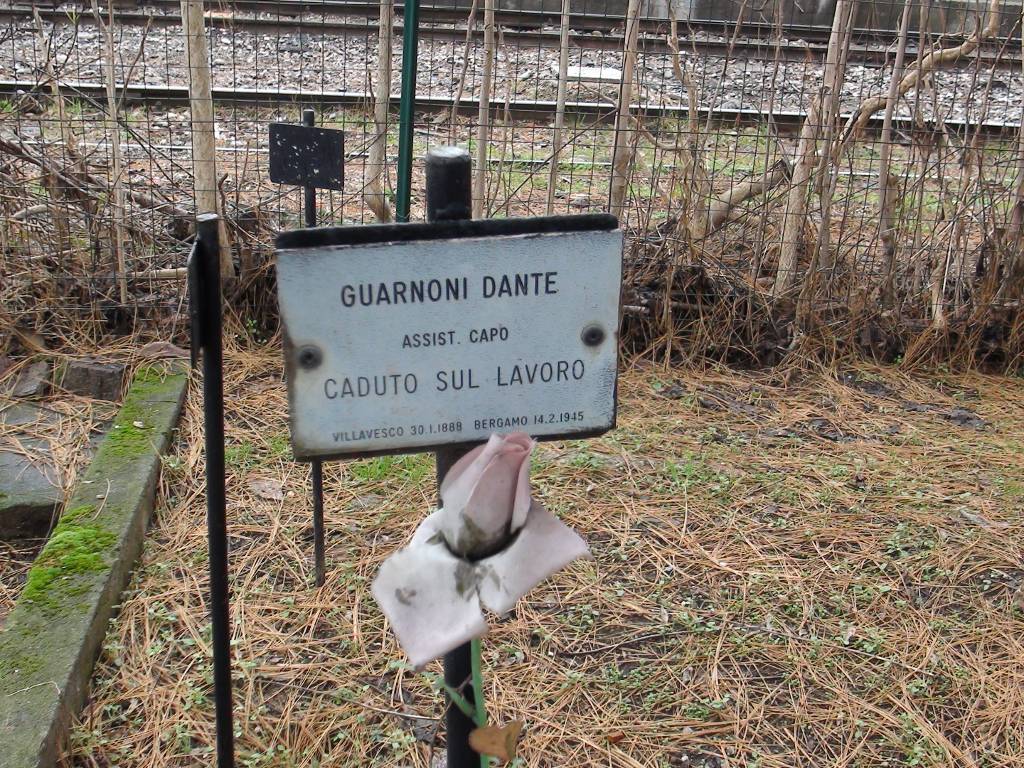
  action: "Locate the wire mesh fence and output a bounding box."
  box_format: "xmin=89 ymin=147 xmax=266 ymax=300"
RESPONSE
xmin=1 ymin=0 xmax=1022 ymax=366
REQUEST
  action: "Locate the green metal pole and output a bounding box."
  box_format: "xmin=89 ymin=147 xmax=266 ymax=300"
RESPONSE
xmin=396 ymin=0 xmax=420 ymax=222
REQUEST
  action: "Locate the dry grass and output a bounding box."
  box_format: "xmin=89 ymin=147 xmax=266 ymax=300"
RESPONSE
xmin=60 ymin=341 xmax=1024 ymax=767
xmin=0 ymin=362 xmax=119 ymax=495
xmin=0 ymin=538 xmax=41 ymax=628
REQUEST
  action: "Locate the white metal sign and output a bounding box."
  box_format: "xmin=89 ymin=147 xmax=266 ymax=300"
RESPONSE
xmin=277 ymin=224 xmax=622 ymax=458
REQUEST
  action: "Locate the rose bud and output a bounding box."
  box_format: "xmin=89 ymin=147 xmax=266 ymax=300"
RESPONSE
xmin=436 ymin=432 xmax=534 ymax=559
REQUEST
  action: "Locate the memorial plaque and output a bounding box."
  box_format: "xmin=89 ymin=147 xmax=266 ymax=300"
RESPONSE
xmin=276 ymin=215 xmax=622 ymax=459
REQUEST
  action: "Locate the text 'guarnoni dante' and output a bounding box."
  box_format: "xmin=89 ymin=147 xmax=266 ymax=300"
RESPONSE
xmin=339 ymin=272 xmax=559 ymax=307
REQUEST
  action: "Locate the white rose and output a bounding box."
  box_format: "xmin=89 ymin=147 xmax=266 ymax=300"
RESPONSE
xmin=372 ymin=433 xmax=591 ymax=667
xmin=436 ymin=432 xmax=534 ymax=558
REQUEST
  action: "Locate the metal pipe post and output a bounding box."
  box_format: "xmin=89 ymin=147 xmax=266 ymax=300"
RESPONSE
xmin=302 ymin=107 xmax=327 ymax=587
xmin=302 ymin=108 xmax=317 ymax=228
xmin=395 ymin=0 xmax=421 ymax=222
xmin=311 ymin=458 xmax=325 ymax=586
xmin=425 ymin=146 xmax=480 ymax=768
xmin=196 ymin=212 xmax=235 ymax=768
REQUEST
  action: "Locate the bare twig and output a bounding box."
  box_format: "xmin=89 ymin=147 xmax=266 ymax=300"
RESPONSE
xmin=545 ymin=0 xmax=571 ymax=215
xmin=609 ymin=0 xmax=642 ymax=219
xmin=91 ymin=0 xmax=128 ymax=304
xmin=874 ymin=0 xmax=915 ymax=309
xmin=473 ymin=0 xmax=496 ymax=218
xmin=839 ymin=0 xmax=1002 ymax=146
xmin=365 ymin=0 xmax=394 ymax=223
xmin=773 ymin=0 xmax=853 ymax=299
xmin=181 ymin=0 xmax=231 ymax=276
xmin=448 ymin=0 xmax=478 ymax=131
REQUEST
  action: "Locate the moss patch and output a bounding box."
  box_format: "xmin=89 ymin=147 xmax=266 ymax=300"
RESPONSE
xmin=102 ymin=400 xmax=156 ymax=458
xmin=102 ymin=421 xmax=151 ymax=458
xmin=0 ymin=645 xmax=43 ymax=678
xmin=131 ymin=364 xmax=171 ymax=387
xmin=92 ymin=364 xmax=178 ymax=462
xmin=19 ymin=511 xmax=117 ymax=614
xmin=59 ymin=503 xmax=98 ymax=526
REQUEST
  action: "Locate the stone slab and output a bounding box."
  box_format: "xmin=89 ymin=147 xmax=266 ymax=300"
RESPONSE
xmin=56 ymin=359 xmax=126 ymax=402
xmin=0 ymin=361 xmax=188 ymax=768
xmin=7 ymin=362 xmax=50 ymax=399
xmin=0 ymin=448 xmax=61 ymax=540
xmin=0 ymin=405 xmax=62 ymax=540
xmin=0 ymin=403 xmax=57 ymax=429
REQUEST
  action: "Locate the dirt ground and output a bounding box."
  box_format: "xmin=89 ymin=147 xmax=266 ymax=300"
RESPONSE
xmin=60 ymin=344 xmax=1024 ymax=767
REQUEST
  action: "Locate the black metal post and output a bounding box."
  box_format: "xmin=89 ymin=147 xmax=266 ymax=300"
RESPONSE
xmin=311 ymin=458 xmax=325 ymax=587
xmin=196 ymin=212 xmax=235 ymax=768
xmin=395 ymin=0 xmax=421 ymax=222
xmin=425 ymin=146 xmax=472 ymax=223
xmin=425 ymin=147 xmax=480 ymax=768
xmin=302 ymin=107 xmax=327 ymax=588
xmin=302 ymin=108 xmax=317 ymax=228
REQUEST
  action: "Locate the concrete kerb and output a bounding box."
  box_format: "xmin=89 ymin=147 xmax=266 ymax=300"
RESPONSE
xmin=0 ymin=361 xmax=189 ymax=768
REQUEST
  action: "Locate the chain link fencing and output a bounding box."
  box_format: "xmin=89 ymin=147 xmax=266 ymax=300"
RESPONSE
xmin=1 ymin=0 xmax=1022 ymax=365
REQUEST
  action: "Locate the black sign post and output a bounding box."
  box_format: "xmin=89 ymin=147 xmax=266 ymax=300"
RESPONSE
xmin=269 ymin=110 xmax=344 ymax=587
xmin=189 ymin=213 xmax=235 ymax=768
xmin=424 ymin=147 xmax=479 ymax=768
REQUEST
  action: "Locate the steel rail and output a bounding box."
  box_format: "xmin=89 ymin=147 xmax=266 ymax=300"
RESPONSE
xmin=5 ymin=0 xmax=851 ymax=37
xmin=0 ymin=78 xmax=1016 ymax=136
xmin=9 ymin=0 xmax=1020 ymax=41
xmin=7 ymin=4 xmax=1020 ymax=67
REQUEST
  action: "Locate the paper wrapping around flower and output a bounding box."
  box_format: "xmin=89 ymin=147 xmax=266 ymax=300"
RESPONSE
xmin=371 ymin=433 xmax=591 ymax=668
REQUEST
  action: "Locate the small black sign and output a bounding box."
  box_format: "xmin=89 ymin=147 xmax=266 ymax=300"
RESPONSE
xmin=269 ymin=123 xmax=345 ymax=191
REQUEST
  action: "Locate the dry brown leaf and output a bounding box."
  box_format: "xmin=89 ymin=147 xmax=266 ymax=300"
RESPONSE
xmin=469 ymin=720 xmax=524 ymax=763
xmin=248 ymin=478 xmax=284 ymax=501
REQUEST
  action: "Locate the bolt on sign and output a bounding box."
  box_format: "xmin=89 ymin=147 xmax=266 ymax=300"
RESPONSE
xmin=276 ymin=214 xmax=623 ymax=459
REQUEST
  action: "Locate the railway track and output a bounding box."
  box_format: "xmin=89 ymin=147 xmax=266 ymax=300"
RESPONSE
xmin=4 ymin=0 xmax=1020 ymax=67
xmin=12 ymin=0 xmax=1018 ymax=42
xmin=0 ymin=78 xmax=1017 ymax=137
